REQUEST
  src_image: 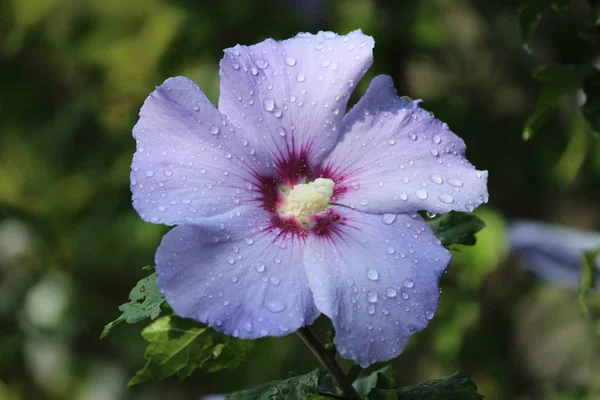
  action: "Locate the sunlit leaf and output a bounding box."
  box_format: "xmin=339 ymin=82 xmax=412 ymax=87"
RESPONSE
xmin=367 ymin=371 xmax=484 ymax=400
xmin=129 ymin=315 xmax=254 ymax=386
xmin=523 ymin=64 xmax=596 ymax=140
xmin=517 ymin=0 xmax=570 ymax=43
xmin=428 ymin=212 xmax=485 ymax=247
xmin=226 ymin=369 xmax=323 ymax=400
xmin=101 ymin=270 xmax=165 ymax=338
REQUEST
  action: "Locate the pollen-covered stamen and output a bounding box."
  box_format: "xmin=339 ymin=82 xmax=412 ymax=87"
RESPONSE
xmin=279 ymin=178 xmax=335 ymax=224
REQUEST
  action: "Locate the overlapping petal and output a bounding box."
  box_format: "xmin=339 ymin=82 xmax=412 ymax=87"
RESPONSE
xmin=218 ymin=30 xmax=374 ymax=168
xmin=131 ymin=77 xmax=266 ymax=225
xmin=156 ymin=206 xmax=319 ymax=338
xmin=510 ymin=220 xmax=600 ymax=287
xmin=303 ymin=209 xmax=451 ymax=367
xmin=321 ymin=75 xmax=488 ymax=215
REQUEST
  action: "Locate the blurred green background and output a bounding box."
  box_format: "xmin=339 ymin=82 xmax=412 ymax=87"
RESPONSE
xmin=2 ymin=0 xmax=600 ymax=399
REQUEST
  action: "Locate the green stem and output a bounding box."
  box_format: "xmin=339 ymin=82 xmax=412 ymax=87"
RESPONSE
xmin=296 ymin=326 xmax=361 ymax=399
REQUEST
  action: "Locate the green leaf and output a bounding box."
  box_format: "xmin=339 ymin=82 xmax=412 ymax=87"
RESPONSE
xmin=129 ymin=315 xmax=254 ymax=386
xmin=517 ymin=0 xmax=570 ymax=43
xmin=367 ymin=371 xmax=484 ymax=400
xmin=524 ymin=64 xmax=597 ymax=140
xmin=578 ymin=245 xmax=600 ymax=317
xmin=428 ymin=212 xmax=485 ymax=247
xmin=582 ymin=70 xmax=600 ymax=133
xmin=101 ymin=271 xmax=165 ymax=338
xmin=226 ymin=369 xmax=323 ymax=400
xmin=353 ymin=365 xmax=395 ymax=397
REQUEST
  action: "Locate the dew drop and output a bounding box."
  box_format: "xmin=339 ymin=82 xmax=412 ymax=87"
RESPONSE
xmin=425 ymin=310 xmax=435 ymax=320
xmin=296 ymin=74 xmax=306 ymax=82
xmin=429 ymin=174 xmax=443 ymax=185
xmin=146 ymin=170 xmax=154 ymax=177
xmin=367 ymin=291 xmax=378 ymax=303
xmin=386 ymin=247 xmax=395 ymax=255
xmin=210 ymin=126 xmax=219 ymax=135
xmin=401 ymin=291 xmax=410 ymax=300
xmin=387 ymin=139 xmax=396 ymax=146
xmin=438 ymin=194 xmax=454 ymax=203
xmin=276 ymin=127 xmax=287 ymax=136
xmin=367 ymin=304 xmax=376 ymax=315
xmin=415 ymin=189 xmax=428 ymax=200
xmin=285 ymin=56 xmax=297 ymax=66
xmin=381 ymin=213 xmax=396 ymax=225
xmin=244 ymin=322 xmax=253 ymax=332
xmin=386 ymin=287 xmax=397 ymax=298
xmin=367 ymin=268 xmax=379 ymax=281
xmin=402 ymin=279 xmax=415 ymax=288
xmin=266 ymin=299 xmax=286 ymax=313
xmin=432 ymin=135 xmax=441 ymax=144
xmin=263 ymin=98 xmax=275 ymax=112
xmin=448 ymin=178 xmax=463 ymax=187
xmin=255 ymin=263 xmax=266 ymax=272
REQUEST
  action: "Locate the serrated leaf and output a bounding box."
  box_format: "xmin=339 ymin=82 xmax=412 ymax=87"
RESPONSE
xmin=524 ymin=64 xmax=597 ymax=140
xmin=101 ymin=272 xmax=165 ymax=338
xmin=367 ymin=371 xmax=484 ymax=400
xmin=353 ymin=365 xmax=394 ymax=397
xmin=582 ymin=70 xmax=600 ymax=133
xmin=517 ymin=0 xmax=570 ymax=43
xmin=428 ymin=212 xmax=485 ymax=247
xmin=129 ymin=315 xmax=253 ymax=386
xmin=226 ymin=369 xmax=323 ymax=400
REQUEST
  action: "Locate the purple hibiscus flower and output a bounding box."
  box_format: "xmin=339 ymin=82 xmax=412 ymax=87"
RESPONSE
xmin=510 ymin=220 xmax=600 ymax=287
xmin=131 ymin=30 xmax=488 ymax=367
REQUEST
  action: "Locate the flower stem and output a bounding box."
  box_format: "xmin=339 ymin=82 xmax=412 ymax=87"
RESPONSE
xmin=296 ymin=326 xmax=361 ymax=399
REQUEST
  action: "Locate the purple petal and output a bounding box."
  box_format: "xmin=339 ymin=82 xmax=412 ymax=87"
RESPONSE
xmin=509 ymin=220 xmax=600 ymax=287
xmin=321 ymin=75 xmax=488 ymax=215
xmin=131 ymin=77 xmax=267 ymax=225
xmin=303 ymin=209 xmax=451 ymax=367
xmin=218 ymin=30 xmax=374 ymax=168
xmin=156 ymin=206 xmax=319 ymax=339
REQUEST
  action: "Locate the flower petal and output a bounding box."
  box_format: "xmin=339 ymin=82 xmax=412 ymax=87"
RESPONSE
xmin=218 ymin=30 xmax=374 ymax=168
xmin=131 ymin=77 xmax=266 ymax=225
xmin=321 ymin=75 xmax=488 ymax=215
xmin=303 ymin=209 xmax=451 ymax=367
xmin=509 ymin=220 xmax=600 ymax=287
xmin=156 ymin=206 xmax=319 ymax=339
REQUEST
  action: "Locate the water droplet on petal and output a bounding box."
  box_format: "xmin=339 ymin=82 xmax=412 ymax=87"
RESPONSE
xmin=266 ymin=299 xmax=286 ymax=313
xmin=296 ymin=74 xmax=305 ymax=82
xmin=402 ymin=279 xmax=415 ymax=288
xmin=386 ymin=288 xmax=397 ymax=298
xmin=438 ymin=194 xmax=454 ymax=203
xmin=210 ymin=126 xmax=220 ymax=135
xmin=432 ymin=135 xmax=441 ymax=144
xmin=367 ymin=291 xmax=378 ymax=303
xmin=276 ymin=127 xmax=287 ymax=136
xmin=448 ymin=178 xmax=463 ymax=187
xmin=285 ymin=56 xmax=296 ymax=66
xmin=429 ymin=174 xmax=443 ymax=185
xmin=425 ymin=310 xmax=435 ymax=320
xmin=416 ymin=189 xmax=428 ymax=200
xmin=386 ymin=247 xmax=395 ymax=255
xmin=244 ymin=322 xmax=253 ymax=332
xmin=263 ymin=98 xmax=275 ymax=112
xmin=367 ymin=268 xmax=379 ymax=281
xmin=367 ymin=304 xmax=376 ymax=315
xmin=381 ymin=213 xmax=396 ymax=225
xmin=146 ymin=170 xmax=154 ymax=177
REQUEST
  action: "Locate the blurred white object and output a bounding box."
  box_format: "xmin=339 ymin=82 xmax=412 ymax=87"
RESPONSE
xmin=509 ymin=220 xmax=600 ymax=287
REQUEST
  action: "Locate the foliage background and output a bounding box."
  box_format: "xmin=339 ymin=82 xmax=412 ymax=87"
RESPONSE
xmin=1 ymin=0 xmax=600 ymax=399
